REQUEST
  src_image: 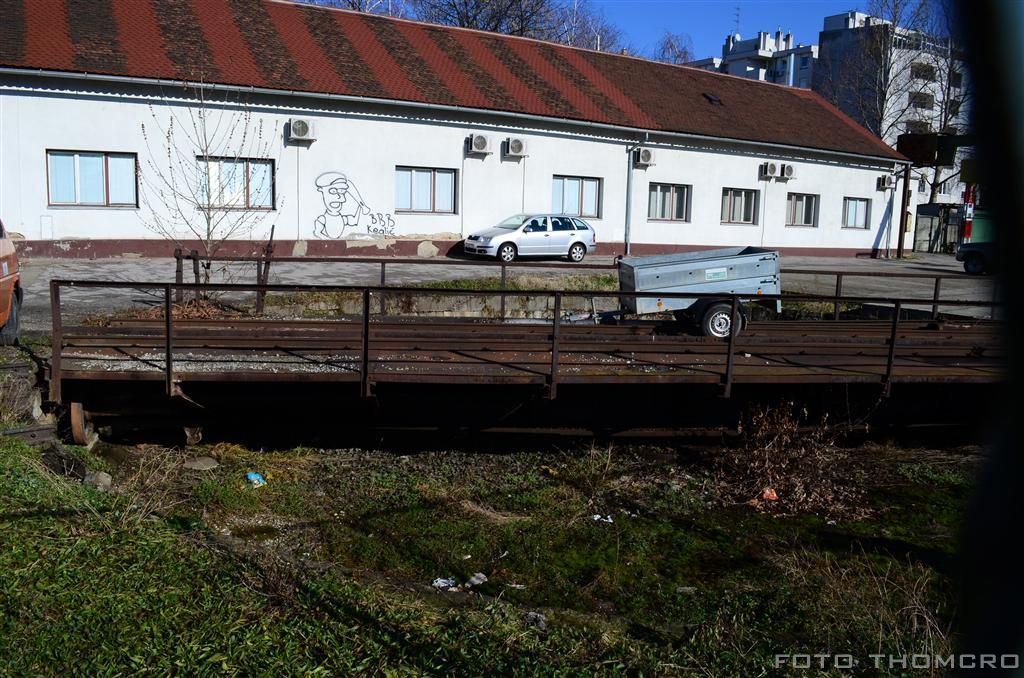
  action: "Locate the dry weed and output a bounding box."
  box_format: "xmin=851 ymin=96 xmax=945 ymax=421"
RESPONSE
xmin=715 ymin=402 xmax=869 ymax=519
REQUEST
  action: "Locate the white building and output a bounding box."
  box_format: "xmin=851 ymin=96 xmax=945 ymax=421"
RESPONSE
xmin=815 ymin=11 xmax=971 ymax=206
xmin=689 ymin=31 xmax=818 ymax=89
xmin=0 ymin=0 xmax=908 ymax=258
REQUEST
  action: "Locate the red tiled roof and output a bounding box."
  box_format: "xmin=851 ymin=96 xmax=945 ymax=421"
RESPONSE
xmin=0 ymin=0 xmax=903 ymax=160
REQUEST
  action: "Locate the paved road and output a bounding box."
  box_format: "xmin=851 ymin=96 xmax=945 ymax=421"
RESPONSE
xmin=17 ymin=251 xmax=997 ymax=333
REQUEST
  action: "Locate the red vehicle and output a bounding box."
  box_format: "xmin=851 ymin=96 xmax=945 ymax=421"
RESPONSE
xmin=0 ymin=219 xmax=22 ymax=345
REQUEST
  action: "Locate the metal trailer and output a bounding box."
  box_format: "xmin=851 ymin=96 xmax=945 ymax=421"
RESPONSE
xmin=617 ymin=247 xmax=781 ymax=337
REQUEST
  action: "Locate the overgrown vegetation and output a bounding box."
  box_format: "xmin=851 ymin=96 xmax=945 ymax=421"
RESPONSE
xmin=0 ymin=420 xmax=977 ymax=673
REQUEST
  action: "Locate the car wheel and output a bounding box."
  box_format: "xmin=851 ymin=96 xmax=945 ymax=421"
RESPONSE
xmin=568 ymin=243 xmax=587 ymax=262
xmin=963 ymin=253 xmax=986 ymax=275
xmin=0 ymin=292 xmax=20 ymax=346
xmin=701 ymin=303 xmax=742 ymax=338
xmin=497 ymin=243 xmax=517 ymax=263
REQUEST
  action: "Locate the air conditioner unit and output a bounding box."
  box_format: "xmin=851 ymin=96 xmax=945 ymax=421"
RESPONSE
xmin=780 ymin=163 xmax=795 ymax=179
xmin=288 ymin=118 xmax=316 ymax=142
xmin=634 ymin=147 xmax=655 ymax=167
xmin=504 ymin=137 xmax=528 ymax=158
xmin=468 ymin=134 xmax=492 ymax=154
xmin=759 ymin=161 xmax=780 ymax=179
xmin=877 ymin=175 xmax=895 ymax=190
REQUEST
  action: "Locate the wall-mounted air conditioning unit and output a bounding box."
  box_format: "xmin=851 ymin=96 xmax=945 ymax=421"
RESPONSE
xmin=780 ymin=163 xmax=795 ymax=179
xmin=288 ymin=118 xmax=317 ymax=142
xmin=468 ymin=134 xmax=493 ymax=154
xmin=877 ymin=175 xmax=895 ymax=190
xmin=759 ymin=161 xmax=780 ymax=179
xmin=633 ymin=148 xmax=655 ymax=168
xmin=504 ymin=137 xmax=528 ymax=158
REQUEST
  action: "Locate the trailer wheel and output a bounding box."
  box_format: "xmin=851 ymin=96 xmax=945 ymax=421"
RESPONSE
xmin=963 ymin=253 xmax=986 ymax=275
xmin=69 ymin=402 xmax=90 ymax=446
xmin=702 ymin=303 xmax=742 ymax=338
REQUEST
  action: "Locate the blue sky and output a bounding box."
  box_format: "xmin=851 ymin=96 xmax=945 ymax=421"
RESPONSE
xmin=594 ymin=0 xmax=865 ymax=59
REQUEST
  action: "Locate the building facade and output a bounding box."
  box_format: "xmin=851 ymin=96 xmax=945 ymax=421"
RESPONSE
xmin=689 ymin=31 xmax=818 ymax=89
xmin=0 ymin=0 xmax=907 ymax=258
xmin=814 ymin=11 xmax=972 ymax=207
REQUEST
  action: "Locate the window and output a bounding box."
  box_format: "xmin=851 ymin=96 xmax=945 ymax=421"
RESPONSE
xmin=394 ymin=167 xmax=456 ymax=213
xmin=909 ymin=92 xmax=934 ymax=110
xmin=950 ymin=70 xmax=963 ymax=88
xmin=571 ymin=218 xmax=592 ymax=230
xmin=786 ymin=193 xmax=818 ymax=227
xmin=647 ymin=183 xmax=691 ymax=221
xmin=721 ymin=188 xmax=758 ymax=224
xmin=905 ymin=120 xmax=932 ymax=134
xmin=911 ymin=63 xmax=936 ymax=81
xmin=800 ymin=55 xmax=810 ymax=69
xmin=949 ymin=99 xmax=962 ymax=116
xmin=47 ymin=150 xmax=137 ymax=206
xmin=842 ymin=197 xmax=871 ymax=229
xmin=551 ymin=216 xmax=577 ymax=231
xmin=918 ymin=178 xmax=927 ymax=193
xmin=552 ymin=175 xmax=601 ymax=218
xmin=199 ymin=157 xmax=274 ymax=209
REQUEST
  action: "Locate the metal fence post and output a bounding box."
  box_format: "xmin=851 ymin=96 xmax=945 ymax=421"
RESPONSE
xmin=931 ymin=277 xmax=942 ymax=320
xmin=833 ymin=273 xmax=844 ymax=320
xmin=174 ymin=248 xmax=184 ymax=304
xmin=164 ymin=284 xmax=174 ymax=397
xmin=884 ymin=300 xmax=902 ymax=396
xmin=191 ymin=250 xmax=201 ymax=303
xmin=500 ymin=264 xmax=507 ymax=320
xmin=255 ymin=257 xmax=265 ymax=315
xmin=49 ymin=281 xmax=62 ymax=404
xmin=723 ymin=295 xmax=739 ymax=398
xmin=379 ymin=262 xmax=387 ymax=316
xmin=992 ymin=281 xmax=998 ymax=320
xmin=360 ymin=288 xmax=372 ymax=398
xmin=548 ymin=293 xmax=562 ymax=399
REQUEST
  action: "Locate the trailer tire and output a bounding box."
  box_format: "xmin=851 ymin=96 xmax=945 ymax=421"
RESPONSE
xmin=701 ymin=303 xmax=742 ymax=338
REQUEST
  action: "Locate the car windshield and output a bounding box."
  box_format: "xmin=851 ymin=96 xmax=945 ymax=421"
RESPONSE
xmin=495 ymin=214 xmax=530 ymax=229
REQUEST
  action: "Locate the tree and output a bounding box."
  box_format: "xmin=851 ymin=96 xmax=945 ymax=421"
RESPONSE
xmin=557 ymin=0 xmax=622 ymax=52
xmin=411 ymin=0 xmax=561 ymax=37
xmin=295 ymin=0 xmax=408 ymax=16
xmin=814 ymin=0 xmax=932 ymax=142
xmin=139 ymin=82 xmax=280 ymax=283
xmin=918 ymin=0 xmax=972 ymax=202
xmin=652 ymin=31 xmax=694 ymax=65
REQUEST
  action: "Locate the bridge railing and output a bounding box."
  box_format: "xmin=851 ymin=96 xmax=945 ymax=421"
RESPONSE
xmin=49 ymin=279 xmax=1003 ymax=404
xmin=172 ymin=249 xmax=994 ymax=321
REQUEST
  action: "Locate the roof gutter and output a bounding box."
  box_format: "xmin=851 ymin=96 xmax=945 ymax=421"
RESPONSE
xmin=0 ymin=66 xmax=909 ymax=166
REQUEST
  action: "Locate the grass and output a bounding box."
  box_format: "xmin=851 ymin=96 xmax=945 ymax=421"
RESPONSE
xmin=0 ymin=432 xmax=976 ymax=674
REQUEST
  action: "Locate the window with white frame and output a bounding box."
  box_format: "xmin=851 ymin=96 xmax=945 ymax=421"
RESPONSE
xmin=648 ymin=183 xmax=691 ymax=221
xmin=394 ymin=167 xmax=456 ymax=213
xmin=842 ymin=197 xmax=871 ymax=229
xmin=198 ymin=157 xmax=274 ymax=209
xmin=786 ymin=192 xmax=818 ymax=227
xmin=552 ymin=175 xmax=601 ymax=218
xmin=47 ymin=150 xmax=137 ymax=206
xmin=721 ymin=187 xmax=758 ymax=224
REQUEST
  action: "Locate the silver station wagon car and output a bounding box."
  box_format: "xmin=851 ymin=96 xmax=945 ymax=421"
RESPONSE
xmin=464 ymin=214 xmax=598 ymax=262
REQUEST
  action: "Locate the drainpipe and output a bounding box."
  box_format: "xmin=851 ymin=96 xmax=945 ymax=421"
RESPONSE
xmin=624 ymin=132 xmax=648 ymax=256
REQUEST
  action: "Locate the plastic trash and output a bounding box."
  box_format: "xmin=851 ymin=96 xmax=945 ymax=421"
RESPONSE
xmin=761 ymin=488 xmax=779 ymax=501
xmin=591 ymin=514 xmax=613 ymax=523
xmin=432 ymin=577 xmax=457 ymax=589
xmin=246 ymin=472 xmax=267 ymax=488
xmin=466 ymin=572 xmax=488 ymax=587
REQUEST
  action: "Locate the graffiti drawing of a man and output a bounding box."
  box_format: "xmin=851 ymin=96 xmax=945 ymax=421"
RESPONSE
xmin=314 ymin=172 xmax=371 ymax=238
